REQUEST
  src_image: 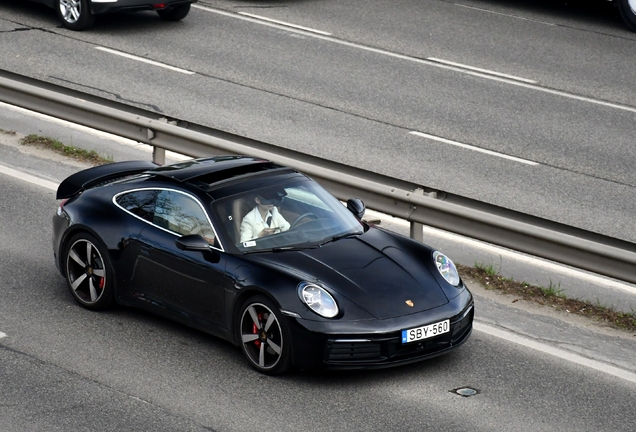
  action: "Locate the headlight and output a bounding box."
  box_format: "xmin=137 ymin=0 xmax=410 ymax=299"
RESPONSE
xmin=298 ymin=282 xmax=339 ymax=318
xmin=433 ymin=251 xmax=460 ymax=287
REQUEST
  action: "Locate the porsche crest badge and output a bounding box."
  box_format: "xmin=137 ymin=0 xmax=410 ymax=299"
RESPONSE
xmin=405 ymin=300 xmax=414 ymax=307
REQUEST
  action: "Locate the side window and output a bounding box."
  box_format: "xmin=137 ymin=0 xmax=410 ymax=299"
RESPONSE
xmin=116 ymin=190 xmax=158 ymax=222
xmin=153 ymin=191 xmax=217 ymax=245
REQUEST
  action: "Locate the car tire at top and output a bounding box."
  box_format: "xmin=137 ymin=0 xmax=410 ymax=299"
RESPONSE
xmin=56 ymin=0 xmax=95 ymax=31
xmin=618 ymin=0 xmax=636 ymax=31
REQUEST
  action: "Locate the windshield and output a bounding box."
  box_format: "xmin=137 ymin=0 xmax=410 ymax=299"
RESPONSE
xmin=211 ymin=178 xmax=363 ymax=253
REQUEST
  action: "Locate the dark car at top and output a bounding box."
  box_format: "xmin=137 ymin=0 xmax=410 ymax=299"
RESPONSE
xmin=52 ymin=156 xmax=474 ymax=375
xmin=32 ymin=0 xmax=196 ymax=30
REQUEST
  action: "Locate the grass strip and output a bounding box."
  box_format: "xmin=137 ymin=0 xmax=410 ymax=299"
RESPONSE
xmin=20 ymin=134 xmax=112 ymax=165
xmin=458 ymin=263 xmax=636 ymax=333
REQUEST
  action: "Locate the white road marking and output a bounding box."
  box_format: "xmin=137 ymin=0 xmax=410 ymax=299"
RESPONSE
xmin=237 ymin=12 xmax=332 ymax=35
xmin=0 ymin=102 xmax=190 ymax=162
xmin=194 ymin=6 xmax=636 ymax=115
xmin=455 ymin=4 xmax=556 ymax=26
xmin=427 ymin=57 xmax=536 ymax=84
xmin=129 ymin=396 xmax=151 ymax=405
xmin=0 ymin=332 xmax=6 ymax=339
xmin=409 ymin=131 xmax=539 ymax=165
xmin=422 ymin=225 xmax=636 ymax=296
xmin=365 ymin=208 xmax=636 ymax=296
xmin=0 ymin=163 xmax=58 ymax=191
xmin=95 ymin=47 xmax=196 ymax=75
xmin=475 ymin=321 xmax=636 ymax=384
xmin=1 ymin=101 xmax=143 ymax=147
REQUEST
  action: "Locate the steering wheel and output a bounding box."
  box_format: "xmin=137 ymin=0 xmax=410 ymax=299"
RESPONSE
xmin=290 ymin=212 xmax=319 ymax=229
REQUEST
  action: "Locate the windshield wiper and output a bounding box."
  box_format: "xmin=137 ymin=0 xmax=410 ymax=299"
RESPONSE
xmin=320 ymin=231 xmax=362 ymax=246
xmin=271 ymin=244 xmax=321 ymax=252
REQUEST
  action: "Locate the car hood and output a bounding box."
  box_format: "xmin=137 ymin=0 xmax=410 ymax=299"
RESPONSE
xmin=250 ymin=233 xmax=450 ymax=319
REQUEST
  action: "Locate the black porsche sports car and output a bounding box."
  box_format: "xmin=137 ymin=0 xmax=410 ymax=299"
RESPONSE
xmin=52 ymin=156 xmax=473 ymax=375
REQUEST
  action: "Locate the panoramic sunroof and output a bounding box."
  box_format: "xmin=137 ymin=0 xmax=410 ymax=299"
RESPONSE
xmin=193 ymin=164 xmax=294 ymax=190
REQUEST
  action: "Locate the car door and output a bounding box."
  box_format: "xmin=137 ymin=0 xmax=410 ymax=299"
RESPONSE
xmin=119 ymin=189 xmax=229 ymax=333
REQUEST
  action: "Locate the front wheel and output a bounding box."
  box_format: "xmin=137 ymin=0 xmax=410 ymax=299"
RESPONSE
xmin=64 ymin=233 xmax=114 ymax=310
xmin=238 ymin=296 xmax=292 ymax=375
xmin=157 ymin=4 xmax=191 ymax=21
xmin=618 ymin=0 xmax=636 ymax=32
xmin=56 ymin=0 xmax=95 ymax=31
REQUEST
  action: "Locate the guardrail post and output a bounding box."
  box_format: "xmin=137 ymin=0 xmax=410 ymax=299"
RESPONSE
xmin=149 ymin=117 xmax=175 ymax=165
xmin=410 ymin=220 xmax=424 ymax=243
xmin=153 ymin=147 xmax=166 ymax=165
xmin=409 ymin=188 xmax=425 ymax=242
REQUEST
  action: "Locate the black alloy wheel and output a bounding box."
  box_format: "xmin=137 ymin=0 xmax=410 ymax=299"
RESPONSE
xmin=64 ymin=233 xmax=114 ymax=310
xmin=238 ymin=296 xmax=291 ymax=375
xmin=56 ymin=0 xmax=95 ymax=31
xmin=618 ymin=0 xmax=636 ymax=32
xmin=157 ymin=4 xmax=191 ymax=21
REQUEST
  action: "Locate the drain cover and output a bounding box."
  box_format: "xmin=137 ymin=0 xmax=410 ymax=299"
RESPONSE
xmin=452 ymin=387 xmax=478 ymax=397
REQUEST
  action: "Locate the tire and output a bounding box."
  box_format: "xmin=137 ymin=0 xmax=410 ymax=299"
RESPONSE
xmin=238 ymin=295 xmax=292 ymax=375
xmin=56 ymin=0 xmax=95 ymax=31
xmin=64 ymin=233 xmax=114 ymax=310
xmin=157 ymin=4 xmax=191 ymax=21
xmin=618 ymin=0 xmax=636 ymax=32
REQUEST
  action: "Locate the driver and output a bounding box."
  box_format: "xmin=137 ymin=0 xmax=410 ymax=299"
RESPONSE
xmin=240 ymin=193 xmax=290 ymax=242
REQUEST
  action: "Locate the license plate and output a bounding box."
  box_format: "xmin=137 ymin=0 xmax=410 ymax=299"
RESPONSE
xmin=401 ymin=319 xmax=450 ymax=343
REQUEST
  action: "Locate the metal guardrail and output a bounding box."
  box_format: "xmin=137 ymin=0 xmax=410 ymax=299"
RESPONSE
xmin=1 ymin=71 xmax=635 ymax=284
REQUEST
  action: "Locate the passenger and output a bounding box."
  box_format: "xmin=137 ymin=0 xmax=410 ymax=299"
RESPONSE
xmin=240 ymin=194 xmax=290 ymax=242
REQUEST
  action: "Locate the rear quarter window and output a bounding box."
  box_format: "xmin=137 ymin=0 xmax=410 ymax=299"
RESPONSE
xmin=115 ymin=190 xmax=158 ymax=222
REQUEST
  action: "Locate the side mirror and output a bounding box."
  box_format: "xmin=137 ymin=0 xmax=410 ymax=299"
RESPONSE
xmin=346 ymin=198 xmax=365 ymax=219
xmin=176 ymin=234 xmax=210 ymax=251
xmin=176 ymin=234 xmax=221 ymax=263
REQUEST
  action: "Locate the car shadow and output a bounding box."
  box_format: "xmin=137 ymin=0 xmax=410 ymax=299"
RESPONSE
xmin=0 ymin=0 xmax=58 ymax=27
xmin=286 ymin=346 xmax=473 ymax=384
xmin=89 ymin=10 xmax=191 ymax=33
xmin=51 ymin=277 xmax=475 ymax=385
xmin=461 ymin=0 xmax=629 ymax=33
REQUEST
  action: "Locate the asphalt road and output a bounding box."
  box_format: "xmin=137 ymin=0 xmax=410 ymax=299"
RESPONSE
xmin=1 ymin=114 xmax=636 ymax=431
xmin=1 ymin=0 xmax=635 ymax=243
xmin=1 ymin=3 xmax=636 ymax=428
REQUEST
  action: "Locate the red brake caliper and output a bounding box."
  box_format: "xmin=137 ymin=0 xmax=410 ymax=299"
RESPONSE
xmin=98 ymin=277 xmax=105 ymax=290
xmin=253 ymin=312 xmax=263 ymax=347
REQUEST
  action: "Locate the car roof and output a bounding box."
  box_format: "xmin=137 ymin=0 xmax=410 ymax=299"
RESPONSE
xmin=145 ymin=156 xmax=300 ymax=193
xmin=146 ymin=156 xmax=275 ymax=181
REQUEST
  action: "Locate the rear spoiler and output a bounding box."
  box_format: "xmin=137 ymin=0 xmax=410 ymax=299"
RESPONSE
xmin=56 ymin=160 xmax=159 ymax=199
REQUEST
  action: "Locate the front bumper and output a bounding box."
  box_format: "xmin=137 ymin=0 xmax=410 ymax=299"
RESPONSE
xmin=288 ymin=289 xmax=474 ymax=370
xmin=323 ymin=305 xmax=473 ymax=369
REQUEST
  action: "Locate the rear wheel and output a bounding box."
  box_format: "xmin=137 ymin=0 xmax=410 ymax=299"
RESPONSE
xmin=157 ymin=4 xmax=191 ymax=21
xmin=64 ymin=233 xmax=114 ymax=310
xmin=618 ymin=0 xmax=636 ymax=32
xmin=238 ymin=296 xmax=292 ymax=375
xmin=56 ymin=0 xmax=95 ymax=31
